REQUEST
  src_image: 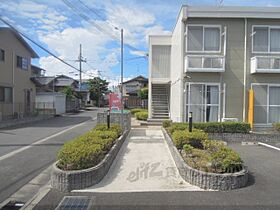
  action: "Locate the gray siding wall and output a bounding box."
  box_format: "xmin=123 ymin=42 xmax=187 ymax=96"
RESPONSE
xmin=151 ymin=45 xmax=171 ymax=79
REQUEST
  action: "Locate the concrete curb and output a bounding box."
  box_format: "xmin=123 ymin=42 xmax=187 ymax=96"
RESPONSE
xmin=51 ymin=130 xmax=129 ymax=192
xmin=162 ymin=127 xmax=249 ymax=191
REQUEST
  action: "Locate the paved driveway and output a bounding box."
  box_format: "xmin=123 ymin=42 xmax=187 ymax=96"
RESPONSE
xmin=76 ymin=127 xmax=201 ymax=192
xmin=0 ymin=110 xmax=101 ymax=203
xmin=36 ymin=141 xmax=280 ymax=210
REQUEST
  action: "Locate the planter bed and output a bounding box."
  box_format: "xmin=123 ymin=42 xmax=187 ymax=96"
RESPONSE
xmin=162 ymin=127 xmax=249 ymax=191
xmin=51 ymin=127 xmax=129 ymax=192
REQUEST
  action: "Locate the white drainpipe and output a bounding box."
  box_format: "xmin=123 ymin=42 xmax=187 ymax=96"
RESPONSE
xmin=243 ymin=18 xmax=248 ymax=122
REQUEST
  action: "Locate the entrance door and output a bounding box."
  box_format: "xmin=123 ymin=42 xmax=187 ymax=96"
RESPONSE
xmin=186 ymin=83 xmax=220 ymax=122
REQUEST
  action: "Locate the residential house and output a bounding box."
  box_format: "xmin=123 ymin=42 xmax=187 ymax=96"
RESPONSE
xmin=0 ymin=27 xmax=38 ymax=120
xmin=121 ymin=75 xmax=148 ymax=108
xmin=31 ymin=74 xmax=78 ymax=93
xmin=31 ymin=65 xmax=45 ymax=77
xmin=122 ymin=75 xmax=148 ymax=96
xmin=149 ymin=6 xmax=280 ymax=127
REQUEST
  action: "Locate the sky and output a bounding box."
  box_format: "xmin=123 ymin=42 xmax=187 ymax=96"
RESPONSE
xmin=1 ymin=0 xmax=280 ymax=86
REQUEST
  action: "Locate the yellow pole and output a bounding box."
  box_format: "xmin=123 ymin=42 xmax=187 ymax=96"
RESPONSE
xmin=248 ymin=89 xmax=254 ymax=129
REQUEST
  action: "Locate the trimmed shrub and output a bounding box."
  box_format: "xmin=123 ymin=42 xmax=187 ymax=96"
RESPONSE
xmin=185 ymin=149 xmax=212 ymax=172
xmin=183 ymin=144 xmax=194 ymax=154
xmin=57 ymin=141 xmax=104 ymax=170
xmin=94 ymin=124 xmax=122 ymax=136
xmin=211 ymin=147 xmax=243 ymax=173
xmin=172 ymin=129 xmax=208 ymax=149
xmin=135 ymin=111 xmax=148 ymax=121
xmin=57 ymin=124 xmax=122 ymax=171
xmin=130 ymin=108 xmax=147 ymax=116
xmin=273 ymin=123 xmax=280 ymax=132
xmin=193 ymin=122 xmax=250 ymax=134
xmin=162 ymin=120 xmax=172 ymax=128
xmin=166 ymin=123 xmax=188 ymax=135
xmin=203 ymin=139 xmax=226 ymax=153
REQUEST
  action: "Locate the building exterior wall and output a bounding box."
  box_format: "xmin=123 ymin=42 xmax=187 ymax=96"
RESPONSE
xmin=0 ymin=29 xmax=36 ymax=117
xmin=149 ymin=6 xmax=280 ymax=125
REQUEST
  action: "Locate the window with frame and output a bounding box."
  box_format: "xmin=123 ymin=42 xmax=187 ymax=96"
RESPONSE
xmin=253 ymin=84 xmax=280 ymax=124
xmin=253 ymin=26 xmax=280 ymax=53
xmin=187 ymin=26 xmax=221 ymax=52
xmin=17 ymin=56 xmax=28 ymax=70
xmin=186 ymin=83 xmax=220 ymax=122
xmin=0 ymin=49 xmax=4 ymax=61
xmin=0 ymin=86 xmax=13 ymax=103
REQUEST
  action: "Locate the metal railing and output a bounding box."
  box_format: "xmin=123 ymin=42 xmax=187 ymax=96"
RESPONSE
xmin=185 ymin=55 xmax=225 ymax=72
xmin=251 ymin=56 xmax=280 ymax=73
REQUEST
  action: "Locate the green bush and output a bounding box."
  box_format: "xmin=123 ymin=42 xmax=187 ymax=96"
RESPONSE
xmin=273 ymin=123 xmax=280 ymax=132
xmin=166 ymin=123 xmax=188 ymax=134
xmin=211 ymin=147 xmax=243 ymax=173
xmin=57 ymin=141 xmax=104 ymax=170
xmin=135 ymin=111 xmax=148 ymax=121
xmin=94 ymin=124 xmax=122 ymax=136
xmin=203 ymin=139 xmax=226 ymax=153
xmin=172 ymin=129 xmax=208 ymax=149
xmin=130 ymin=108 xmax=147 ymax=116
xmin=162 ymin=120 xmax=172 ymax=128
xmin=57 ymin=124 xmax=121 ymax=171
xmin=193 ymin=122 xmax=250 ymax=134
xmin=183 ymin=144 xmax=194 ymax=154
xmin=185 ymin=149 xmax=212 ymax=172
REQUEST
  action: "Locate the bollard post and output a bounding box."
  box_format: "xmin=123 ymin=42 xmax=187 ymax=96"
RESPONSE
xmin=107 ymin=109 xmax=110 ymax=129
xmin=188 ymin=112 xmax=193 ymax=132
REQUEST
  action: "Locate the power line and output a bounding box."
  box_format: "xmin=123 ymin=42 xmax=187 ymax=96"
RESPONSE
xmin=0 ymin=16 xmax=82 ymax=73
xmin=62 ymin=0 xmax=147 ymax=54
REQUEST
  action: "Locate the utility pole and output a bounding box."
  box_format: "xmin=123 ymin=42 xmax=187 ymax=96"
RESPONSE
xmin=120 ymin=28 xmax=124 ymax=129
xmin=76 ymin=44 xmax=86 ymax=91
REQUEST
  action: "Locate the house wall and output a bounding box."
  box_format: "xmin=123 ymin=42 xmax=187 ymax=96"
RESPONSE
xmin=170 ymin=8 xmax=185 ymax=122
xmin=0 ymin=30 xmax=36 ymax=115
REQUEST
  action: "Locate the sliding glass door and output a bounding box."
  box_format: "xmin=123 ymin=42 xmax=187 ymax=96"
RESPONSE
xmin=253 ymin=84 xmax=280 ymax=125
xmin=186 ymin=83 xmax=220 ymax=122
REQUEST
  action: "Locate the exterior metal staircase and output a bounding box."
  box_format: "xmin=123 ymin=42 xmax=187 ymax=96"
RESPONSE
xmin=151 ymin=84 xmax=169 ymax=120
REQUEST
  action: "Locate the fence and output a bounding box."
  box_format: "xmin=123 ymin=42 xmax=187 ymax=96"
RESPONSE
xmin=0 ymin=102 xmax=54 ymax=122
xmin=66 ymin=99 xmax=80 ymax=113
xmin=124 ymin=96 xmax=148 ymax=109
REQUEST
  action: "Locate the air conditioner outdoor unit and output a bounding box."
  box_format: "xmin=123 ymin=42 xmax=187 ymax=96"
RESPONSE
xmin=222 ymin=118 xmax=239 ymax=122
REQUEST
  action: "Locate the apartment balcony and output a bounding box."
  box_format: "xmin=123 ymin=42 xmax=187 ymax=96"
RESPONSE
xmin=251 ymin=56 xmax=280 ymax=74
xmin=185 ymin=55 xmax=225 ymax=73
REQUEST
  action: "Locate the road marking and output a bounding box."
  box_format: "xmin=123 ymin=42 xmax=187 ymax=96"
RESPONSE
xmin=258 ymin=142 xmax=280 ymax=151
xmin=0 ymin=117 xmax=96 ymax=162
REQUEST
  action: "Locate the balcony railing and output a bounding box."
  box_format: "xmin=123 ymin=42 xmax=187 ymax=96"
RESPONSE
xmin=251 ymin=56 xmax=280 ymax=74
xmin=185 ymin=55 xmax=225 ymax=73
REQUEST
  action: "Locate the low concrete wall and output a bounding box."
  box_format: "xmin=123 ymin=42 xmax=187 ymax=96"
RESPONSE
xmin=51 ymin=130 xmax=129 ymax=192
xmin=0 ymin=115 xmax=53 ymax=129
xmin=97 ymin=112 xmax=131 ymax=131
xmin=162 ymin=128 xmax=249 ymax=191
xmin=208 ymin=133 xmax=280 ymax=142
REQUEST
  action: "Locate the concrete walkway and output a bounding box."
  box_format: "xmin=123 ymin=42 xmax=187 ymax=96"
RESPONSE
xmin=76 ymin=127 xmax=202 ymax=192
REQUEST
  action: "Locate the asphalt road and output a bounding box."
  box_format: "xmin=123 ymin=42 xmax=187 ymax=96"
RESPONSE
xmin=35 ymin=142 xmax=280 ymax=210
xmin=0 ymin=109 xmax=102 ymax=203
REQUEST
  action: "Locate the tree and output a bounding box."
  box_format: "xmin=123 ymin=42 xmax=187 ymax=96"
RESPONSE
xmin=88 ymin=77 xmax=109 ymax=107
xmin=61 ymin=86 xmax=75 ymax=99
xmin=138 ymin=87 xmax=148 ymax=99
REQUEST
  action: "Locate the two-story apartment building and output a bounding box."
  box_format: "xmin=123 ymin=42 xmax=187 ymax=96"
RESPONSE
xmin=0 ymin=27 xmax=38 ymax=120
xmin=149 ymin=6 xmax=280 ymax=127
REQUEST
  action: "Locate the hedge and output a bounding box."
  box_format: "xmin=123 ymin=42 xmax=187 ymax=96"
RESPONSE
xmin=130 ymin=108 xmax=147 ymax=116
xmin=172 ymin=129 xmax=208 ymax=149
xmin=57 ymin=124 xmax=122 ymax=171
xmin=135 ymin=111 xmax=148 ymax=121
xmin=165 ymin=122 xmax=250 ymax=134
